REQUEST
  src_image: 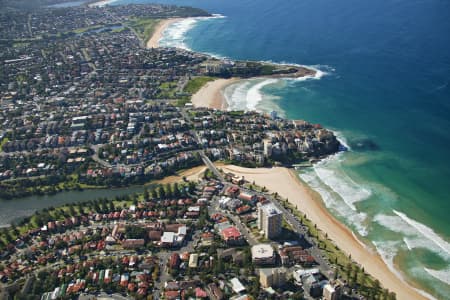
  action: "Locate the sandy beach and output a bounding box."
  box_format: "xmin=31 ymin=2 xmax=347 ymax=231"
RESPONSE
xmin=217 ymin=164 xmax=427 ymax=300
xmin=191 ymin=78 xmax=238 ymax=109
xmin=146 ymin=18 xmax=182 ymax=48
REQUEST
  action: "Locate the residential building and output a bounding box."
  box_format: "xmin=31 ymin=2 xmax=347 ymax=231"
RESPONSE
xmin=221 ymin=226 xmax=244 ymax=245
xmin=323 ymin=282 xmax=342 ymax=300
xmin=257 ymin=202 xmax=282 ymax=239
xmin=251 ymin=244 xmax=276 ymax=265
xmin=259 ymin=268 xmax=287 ymax=288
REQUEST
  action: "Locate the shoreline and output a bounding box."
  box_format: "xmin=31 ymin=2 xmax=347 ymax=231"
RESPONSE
xmin=146 ymin=18 xmax=183 ymax=48
xmin=87 ymin=0 xmax=117 ymax=7
xmin=191 ymin=78 xmax=238 ymax=109
xmin=218 ymin=164 xmax=428 ymax=300
xmin=188 ymin=67 xmax=317 ymax=110
xmin=133 ymin=11 xmax=426 ymax=299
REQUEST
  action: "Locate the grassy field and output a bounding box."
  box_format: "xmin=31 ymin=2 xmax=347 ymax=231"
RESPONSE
xmin=157 ymin=81 xmax=178 ymax=99
xmin=184 ymin=76 xmax=216 ymax=94
xmin=127 ymin=17 xmax=161 ymax=43
xmin=0 ymin=137 xmax=9 ymax=152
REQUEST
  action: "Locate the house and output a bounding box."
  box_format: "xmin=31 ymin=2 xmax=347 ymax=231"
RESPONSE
xmin=161 ymin=232 xmax=176 ymax=247
xmin=122 ymin=239 xmax=145 ymax=249
xmin=169 ymin=253 xmax=180 ymax=270
xmin=221 ymin=226 xmax=244 ymax=245
xmin=188 ymin=253 xmax=198 ymax=268
xmin=230 ymin=277 xmax=246 ymax=294
xmin=206 ymin=283 xmax=224 ymax=300
xmin=225 ymin=186 xmax=240 ymax=197
xmin=238 ymin=192 xmax=256 ymax=203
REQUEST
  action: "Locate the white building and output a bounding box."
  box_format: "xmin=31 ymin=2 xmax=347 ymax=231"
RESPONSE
xmin=251 ymin=244 xmax=276 ymax=265
xmin=257 ymin=202 xmax=282 ymax=239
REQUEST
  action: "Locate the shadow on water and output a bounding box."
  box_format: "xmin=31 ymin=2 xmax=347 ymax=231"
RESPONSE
xmin=348 ymin=138 xmax=380 ymax=152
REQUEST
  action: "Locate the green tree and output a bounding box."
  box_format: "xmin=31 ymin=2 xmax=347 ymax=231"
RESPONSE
xmin=157 ymin=185 xmax=165 ymax=199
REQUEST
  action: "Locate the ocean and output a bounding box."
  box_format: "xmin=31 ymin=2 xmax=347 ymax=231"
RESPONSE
xmin=116 ymin=0 xmax=450 ymax=298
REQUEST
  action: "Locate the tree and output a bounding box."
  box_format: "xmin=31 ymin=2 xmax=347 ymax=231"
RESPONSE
xmin=157 ymin=185 xmax=165 ymax=199
xmin=151 ymin=188 xmax=158 ymax=199
xmin=152 ymin=265 xmax=159 ymax=281
xmin=373 ymin=279 xmax=382 ymax=298
xmin=108 ymin=200 xmax=115 ymax=212
xmin=68 ymin=204 xmax=76 ymax=216
xmin=144 ymin=188 xmax=150 ymax=201
xmin=173 ymin=182 xmax=180 ymax=198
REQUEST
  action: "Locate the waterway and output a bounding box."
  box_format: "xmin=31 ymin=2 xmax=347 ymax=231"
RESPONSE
xmin=0 ymin=185 xmax=147 ymax=227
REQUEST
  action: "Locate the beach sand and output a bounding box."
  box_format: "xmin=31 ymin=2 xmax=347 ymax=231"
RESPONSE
xmin=218 ymin=164 xmax=427 ymax=300
xmin=191 ymin=78 xmax=238 ymax=109
xmin=147 ymin=18 xmax=182 ymax=48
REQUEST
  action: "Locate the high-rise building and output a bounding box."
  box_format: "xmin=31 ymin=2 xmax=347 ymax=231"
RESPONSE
xmin=257 ymin=202 xmax=282 ymax=239
xmin=263 ymin=139 xmax=273 ymax=157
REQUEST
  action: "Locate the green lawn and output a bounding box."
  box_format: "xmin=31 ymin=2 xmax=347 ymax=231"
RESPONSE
xmin=157 ymin=81 xmax=178 ymax=99
xmin=0 ymin=137 xmax=9 ymax=151
xmin=127 ymin=17 xmax=161 ymax=43
xmin=183 ymin=76 xmax=216 ymax=94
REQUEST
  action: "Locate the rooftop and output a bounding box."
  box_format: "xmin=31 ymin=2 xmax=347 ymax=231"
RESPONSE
xmin=221 ymin=226 xmax=242 ymax=240
xmin=251 ymin=244 xmax=274 ymax=259
xmin=260 ymin=203 xmax=282 ymax=216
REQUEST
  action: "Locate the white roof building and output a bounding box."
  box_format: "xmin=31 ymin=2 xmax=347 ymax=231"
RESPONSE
xmin=251 ymin=244 xmax=275 ymax=265
xmin=230 ymin=277 xmax=246 ymax=294
xmin=161 ymin=232 xmax=176 ymax=244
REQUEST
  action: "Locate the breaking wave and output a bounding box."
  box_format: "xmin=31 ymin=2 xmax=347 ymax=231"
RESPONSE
xmin=159 ymin=14 xmax=226 ymax=51
xmin=299 ymin=153 xmax=371 ymax=236
xmin=223 ymin=78 xmax=280 ymax=112
xmin=424 ymin=267 xmax=450 ymax=285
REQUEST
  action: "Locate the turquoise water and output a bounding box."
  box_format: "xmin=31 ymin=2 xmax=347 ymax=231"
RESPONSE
xmin=116 ymin=0 xmax=450 ymax=297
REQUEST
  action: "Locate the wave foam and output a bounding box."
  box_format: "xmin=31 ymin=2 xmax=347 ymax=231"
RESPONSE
xmin=373 ymin=240 xmax=404 ymax=278
xmin=245 ymin=79 xmax=278 ymax=110
xmin=300 ymin=162 xmax=369 ymax=236
xmin=373 ymin=240 xmax=439 ymax=300
xmin=424 ymin=267 xmax=450 ymax=285
xmin=374 ymin=211 xmax=450 ymax=261
xmin=394 ymin=210 xmax=450 ymax=257
xmin=159 ymin=14 xmax=226 ymax=51
xmin=332 ymin=130 xmax=351 ymax=150
xmin=223 ymin=78 xmax=281 ymax=112
xmin=313 ymin=158 xmax=372 ymax=210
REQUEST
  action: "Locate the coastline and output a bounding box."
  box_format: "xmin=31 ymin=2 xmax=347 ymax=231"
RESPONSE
xmin=191 ymin=78 xmax=238 ymax=109
xmin=88 ymin=0 xmax=117 ymax=7
xmin=146 ymin=18 xmax=183 ymax=48
xmin=134 ymin=10 xmax=427 ymax=299
xmin=218 ymin=164 xmax=428 ymax=300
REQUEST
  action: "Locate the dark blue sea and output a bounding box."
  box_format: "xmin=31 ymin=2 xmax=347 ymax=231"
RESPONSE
xmin=115 ymin=0 xmax=450 ymax=297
